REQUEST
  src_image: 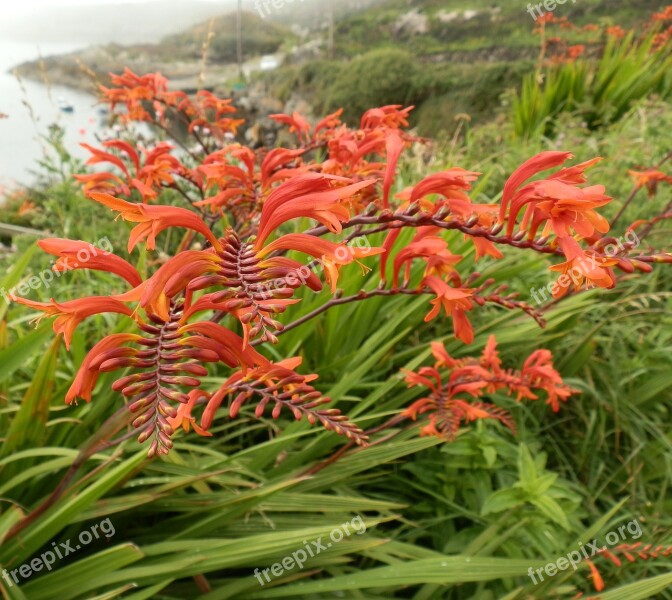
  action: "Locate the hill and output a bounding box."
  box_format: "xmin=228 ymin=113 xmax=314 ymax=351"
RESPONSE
xmin=259 ymin=0 xmax=668 ymax=133
xmin=160 ymin=11 xmax=294 ymax=64
xmin=11 ymin=0 xmax=668 ymax=135
xmin=12 ymin=12 xmax=293 ymax=92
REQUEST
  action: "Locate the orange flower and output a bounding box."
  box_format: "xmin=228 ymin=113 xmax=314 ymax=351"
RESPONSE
xmin=390 ymin=229 xmax=462 ymax=287
xmin=258 ymin=233 xmax=383 ymax=292
xmin=314 ymin=108 xmax=343 ymax=136
xmin=100 ymin=68 xmax=168 ymax=122
xmin=139 ymin=250 xmax=222 ymax=320
xmin=38 ymin=238 xmax=142 ymax=287
xmin=567 ymin=44 xmax=585 ymax=59
xmin=422 ymin=276 xmax=475 ymax=344
xmin=606 ymin=25 xmax=626 ymax=38
xmin=402 ymin=336 xmax=577 ymax=440
xmin=179 ymin=321 xmax=269 ymax=373
xmin=13 ymin=297 xmax=134 ymax=350
xmin=167 ymin=389 xmax=212 ymax=437
xmin=403 ymin=365 xmax=515 ymax=441
xmin=501 ymin=152 xmax=610 ymax=239
xmin=74 ymin=171 xmax=127 ymax=196
xmin=549 ymin=237 xmax=617 ymax=298
xmin=628 ymin=169 xmax=672 ymax=197
xmin=81 ymin=142 xmax=131 ymax=177
xmin=382 ymin=131 xmax=405 ymax=207
xmin=500 ymin=151 xmax=573 ymax=222
xmin=524 ymin=180 xmax=612 ymax=238
xmin=66 ymin=333 xmax=142 ymax=403
xmin=360 ymin=105 xmax=413 ymax=130
xmin=270 ymin=111 xmax=311 ymax=143
xmin=521 ymin=349 xmax=577 ymax=411
xmin=89 ymin=192 xmax=221 ymax=252
xmin=254 ymin=173 xmax=375 ymax=248
xmin=585 ymin=560 xmax=605 ymax=592
xmin=404 ymin=169 xmax=481 ymax=216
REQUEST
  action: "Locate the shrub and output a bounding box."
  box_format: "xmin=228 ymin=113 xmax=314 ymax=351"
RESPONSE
xmin=324 ymin=48 xmax=426 ymax=123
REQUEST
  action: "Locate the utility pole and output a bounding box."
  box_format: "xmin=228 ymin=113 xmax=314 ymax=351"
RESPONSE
xmin=237 ymin=0 xmax=244 ymax=80
xmin=327 ymin=0 xmax=334 ymax=59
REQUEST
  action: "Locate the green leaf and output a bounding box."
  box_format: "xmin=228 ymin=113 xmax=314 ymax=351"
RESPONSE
xmin=0 ymin=323 xmax=51 ymax=385
xmin=517 ymin=443 xmax=537 ymax=491
xmin=595 ymin=572 xmax=672 ymax=600
xmin=246 ymin=556 xmax=545 ymax=597
xmin=22 ymin=545 xmax=145 ymax=600
xmin=0 ymin=242 xmax=40 ymax=322
xmin=1 ymin=336 xmax=61 ymax=459
xmin=482 ymin=489 xmax=523 ymax=515
xmin=530 ymin=496 xmax=571 ymax=531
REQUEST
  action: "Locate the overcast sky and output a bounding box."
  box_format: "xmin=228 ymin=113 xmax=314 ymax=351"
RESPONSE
xmin=4 ymin=0 xmax=226 ymax=18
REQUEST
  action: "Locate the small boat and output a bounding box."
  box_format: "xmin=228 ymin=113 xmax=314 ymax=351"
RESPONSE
xmin=57 ymin=97 xmax=74 ymax=113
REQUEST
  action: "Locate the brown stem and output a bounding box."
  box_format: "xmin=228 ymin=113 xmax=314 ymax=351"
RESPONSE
xmin=609 ymin=185 xmax=640 ymax=229
xmin=300 ymin=413 xmax=409 ymax=477
xmin=304 ymin=212 xmax=569 ymax=257
xmin=5 ymin=408 xmax=137 ymax=541
xmin=152 ymin=119 xmax=201 ymax=161
xmin=638 ymin=199 xmax=672 ymax=242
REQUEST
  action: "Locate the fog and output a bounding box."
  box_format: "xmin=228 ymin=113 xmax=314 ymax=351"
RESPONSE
xmin=0 ymin=0 xmax=241 ymax=45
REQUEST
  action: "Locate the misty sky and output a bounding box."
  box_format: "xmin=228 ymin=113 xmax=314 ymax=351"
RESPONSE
xmin=5 ymin=0 xmax=225 ymax=18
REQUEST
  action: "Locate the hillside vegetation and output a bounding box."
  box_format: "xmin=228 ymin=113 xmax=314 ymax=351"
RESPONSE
xmin=160 ymin=12 xmax=294 ymax=63
xmin=262 ymin=0 xmax=668 ymax=133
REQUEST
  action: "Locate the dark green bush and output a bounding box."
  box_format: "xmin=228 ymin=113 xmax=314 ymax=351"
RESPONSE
xmin=324 ymin=48 xmax=426 ymax=123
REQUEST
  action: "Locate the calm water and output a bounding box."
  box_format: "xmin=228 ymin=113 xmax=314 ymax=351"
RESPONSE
xmin=0 ymin=41 xmax=104 ymax=189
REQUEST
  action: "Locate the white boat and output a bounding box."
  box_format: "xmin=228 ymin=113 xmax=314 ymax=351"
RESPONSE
xmin=57 ymin=97 xmax=74 ymax=113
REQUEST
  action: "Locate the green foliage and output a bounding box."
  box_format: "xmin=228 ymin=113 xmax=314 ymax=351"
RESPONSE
xmin=513 ymin=33 xmax=672 ymax=138
xmin=322 ymin=48 xmax=426 ymax=123
xmin=413 ymin=61 xmax=532 ymax=136
xmin=161 ymin=11 xmax=291 ymax=63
